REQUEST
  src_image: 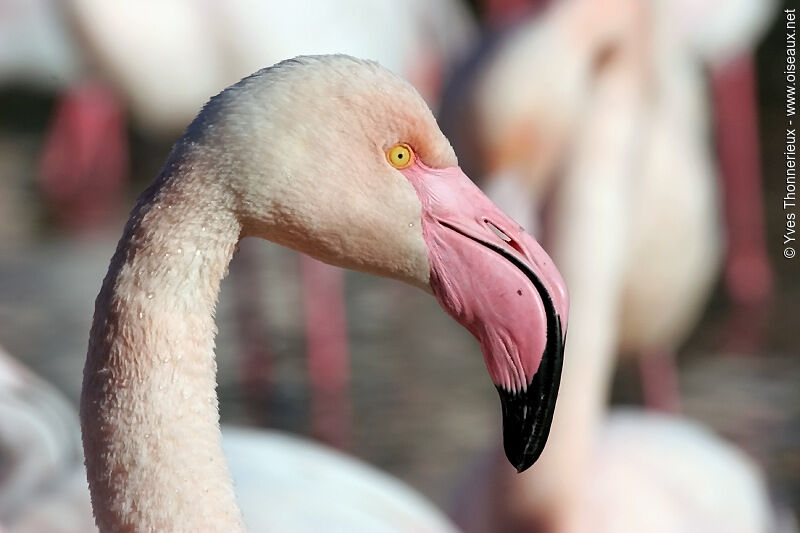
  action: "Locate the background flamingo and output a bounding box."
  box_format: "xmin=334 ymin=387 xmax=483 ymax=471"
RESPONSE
xmin=0 ymin=0 xmax=127 ymax=235
xmin=441 ymin=0 xmax=780 ymax=530
xmin=477 ymin=0 xmax=774 ymax=349
xmin=0 ymin=345 xmax=81 ymax=524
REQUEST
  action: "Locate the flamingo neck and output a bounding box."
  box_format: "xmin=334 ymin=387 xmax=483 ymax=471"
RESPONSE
xmin=81 ymin=166 xmax=245 ymax=532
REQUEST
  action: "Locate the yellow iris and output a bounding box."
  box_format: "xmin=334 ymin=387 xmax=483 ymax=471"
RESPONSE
xmin=387 ymin=143 xmax=414 ymax=169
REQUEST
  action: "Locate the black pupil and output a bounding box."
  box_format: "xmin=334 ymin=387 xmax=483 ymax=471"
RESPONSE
xmin=398 ymin=153 xmax=404 ymax=159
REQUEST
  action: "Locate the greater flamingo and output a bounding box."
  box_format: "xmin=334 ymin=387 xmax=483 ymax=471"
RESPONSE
xmin=441 ymin=0 xmax=777 ymax=530
xmin=481 ymin=0 xmax=774 ymax=350
xmin=80 ymin=55 xmax=568 ymax=531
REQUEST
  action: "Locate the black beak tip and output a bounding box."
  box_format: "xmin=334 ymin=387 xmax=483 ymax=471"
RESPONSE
xmin=514 ymin=457 xmax=535 ymax=474
xmin=497 ymin=384 xmax=552 ymax=473
xmin=496 ymin=317 xmax=565 ymax=473
xmin=510 ymin=445 xmax=539 ymax=474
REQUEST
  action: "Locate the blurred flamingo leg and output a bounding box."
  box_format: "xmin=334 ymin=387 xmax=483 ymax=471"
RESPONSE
xmin=711 ymin=53 xmax=773 ymax=351
xmin=637 ymin=350 xmax=681 ymax=414
xmin=38 ymin=82 xmax=128 ymax=232
xmin=484 ymin=0 xmax=550 ymax=28
xmin=230 ymin=242 xmax=273 ymax=423
xmin=300 ymin=254 xmax=351 ymax=449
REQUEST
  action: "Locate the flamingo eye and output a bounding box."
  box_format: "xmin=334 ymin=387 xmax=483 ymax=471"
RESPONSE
xmin=386 ymin=143 xmax=414 ymax=169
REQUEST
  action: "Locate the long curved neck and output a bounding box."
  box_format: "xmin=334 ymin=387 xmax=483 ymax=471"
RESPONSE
xmin=506 ymin=25 xmax=646 ymax=529
xmin=81 ymin=164 xmax=245 ymax=532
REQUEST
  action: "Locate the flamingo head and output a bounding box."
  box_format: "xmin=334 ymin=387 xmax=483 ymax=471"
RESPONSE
xmin=188 ymin=55 xmax=569 ymax=471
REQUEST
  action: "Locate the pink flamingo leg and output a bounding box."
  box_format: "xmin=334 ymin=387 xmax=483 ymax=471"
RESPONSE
xmin=231 ymin=242 xmax=273 ymax=423
xmin=300 ymin=254 xmax=351 ymax=449
xmin=484 ymin=0 xmax=550 ymax=28
xmin=39 ymin=82 xmax=128 ymax=232
xmin=638 ymin=350 xmax=681 ymax=414
xmin=711 ymin=54 xmax=773 ymax=351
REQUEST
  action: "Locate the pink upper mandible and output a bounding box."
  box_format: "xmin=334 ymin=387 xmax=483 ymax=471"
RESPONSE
xmin=401 ymin=161 xmax=568 ymax=393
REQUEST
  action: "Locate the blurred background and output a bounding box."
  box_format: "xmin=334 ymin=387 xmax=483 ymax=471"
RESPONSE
xmin=0 ymin=0 xmax=797 ymax=531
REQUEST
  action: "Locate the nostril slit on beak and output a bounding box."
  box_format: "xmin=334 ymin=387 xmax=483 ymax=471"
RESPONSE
xmin=484 ymin=219 xmax=510 ymax=241
xmin=485 ymin=219 xmax=526 ymax=256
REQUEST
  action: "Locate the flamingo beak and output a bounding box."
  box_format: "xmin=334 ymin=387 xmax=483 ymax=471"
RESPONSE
xmin=402 ymin=163 xmax=569 ymax=472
